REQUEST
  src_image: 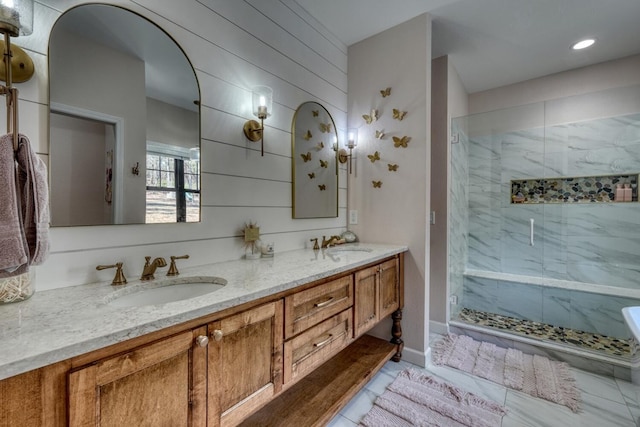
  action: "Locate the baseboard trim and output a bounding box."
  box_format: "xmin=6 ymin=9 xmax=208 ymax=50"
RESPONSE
xmin=429 ymin=320 xmax=449 ymax=336
xmin=401 ymin=345 xmax=428 ymax=367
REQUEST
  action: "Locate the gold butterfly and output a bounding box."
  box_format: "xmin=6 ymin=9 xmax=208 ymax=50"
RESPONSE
xmin=318 ymin=184 xmax=326 ymax=191
xmin=393 ymin=136 xmax=411 ymax=148
xmin=380 ymin=87 xmax=391 ymax=98
xmin=367 ymin=151 xmax=380 ymax=163
xmin=388 ymin=163 xmax=399 ymax=172
xmin=308 ymin=172 xmax=315 ymax=179
xmin=312 ymin=110 xmax=319 ymax=117
xmin=303 ymin=130 xmax=312 ymax=140
xmin=362 ymin=109 xmax=378 ymax=124
xmin=319 ymin=123 xmax=332 ymax=133
xmin=320 ymin=159 xmax=328 ymax=168
xmin=372 ymin=180 xmax=382 ymax=188
xmin=316 ymin=141 xmax=324 ymax=151
xmin=301 ymin=152 xmax=312 ymax=162
xmin=392 ymin=109 xmax=407 ymax=121
xmin=375 ymin=130 xmax=385 ymax=139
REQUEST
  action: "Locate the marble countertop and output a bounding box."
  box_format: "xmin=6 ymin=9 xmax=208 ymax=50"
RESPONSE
xmin=0 ymin=243 xmax=407 ymax=381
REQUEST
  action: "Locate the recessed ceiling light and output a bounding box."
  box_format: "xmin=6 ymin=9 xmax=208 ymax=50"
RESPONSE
xmin=571 ymin=39 xmax=595 ymax=50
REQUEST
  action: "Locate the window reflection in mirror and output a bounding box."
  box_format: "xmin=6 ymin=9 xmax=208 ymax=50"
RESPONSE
xmin=48 ymin=4 xmax=200 ymax=226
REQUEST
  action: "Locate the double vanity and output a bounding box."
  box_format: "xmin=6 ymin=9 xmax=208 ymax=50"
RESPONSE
xmin=0 ymin=243 xmax=406 ymax=426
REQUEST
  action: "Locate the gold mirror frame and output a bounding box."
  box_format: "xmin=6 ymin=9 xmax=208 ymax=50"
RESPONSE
xmin=291 ymin=102 xmax=339 ymax=218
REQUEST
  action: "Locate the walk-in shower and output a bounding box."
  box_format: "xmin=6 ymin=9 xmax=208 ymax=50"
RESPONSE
xmin=449 ymin=85 xmax=640 ymax=366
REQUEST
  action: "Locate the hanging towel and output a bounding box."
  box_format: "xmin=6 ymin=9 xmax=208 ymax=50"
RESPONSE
xmin=0 ymin=134 xmax=28 ymax=274
xmin=15 ymin=134 xmax=50 ymax=266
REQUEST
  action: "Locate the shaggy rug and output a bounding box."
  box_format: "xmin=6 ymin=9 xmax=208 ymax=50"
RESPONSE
xmin=359 ymin=369 xmax=507 ymax=427
xmin=432 ymin=334 xmax=581 ymax=412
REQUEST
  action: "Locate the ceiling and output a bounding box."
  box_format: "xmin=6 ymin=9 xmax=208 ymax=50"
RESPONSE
xmin=294 ymin=0 xmax=640 ymax=93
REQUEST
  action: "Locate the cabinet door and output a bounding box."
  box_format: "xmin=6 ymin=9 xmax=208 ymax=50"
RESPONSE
xmin=208 ymin=300 xmax=284 ymax=427
xmin=68 ymin=329 xmax=207 ymax=427
xmin=354 ymin=264 xmax=379 ymax=337
xmin=378 ymin=258 xmax=399 ymax=319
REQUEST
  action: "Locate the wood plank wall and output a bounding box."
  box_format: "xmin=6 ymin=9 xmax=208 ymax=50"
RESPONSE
xmin=5 ymin=0 xmax=348 ymax=290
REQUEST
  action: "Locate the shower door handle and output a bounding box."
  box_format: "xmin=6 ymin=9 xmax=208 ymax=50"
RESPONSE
xmin=530 ymin=218 xmax=535 ymax=246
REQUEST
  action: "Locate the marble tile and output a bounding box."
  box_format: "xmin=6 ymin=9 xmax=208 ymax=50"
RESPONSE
xmin=578 ymin=390 xmax=635 ymax=426
xmin=573 ymin=368 xmax=626 ymax=404
xmin=463 ymin=276 xmax=498 ymax=313
xmin=570 ymin=291 xmax=636 ymax=338
xmin=326 ymin=414 xmax=357 ymax=427
xmin=502 ymin=389 xmax=578 ymax=427
xmin=541 ymin=287 xmax=571 ymax=328
xmin=496 ymin=281 xmax=543 ymax=321
xmin=338 ymin=386 xmax=378 ymax=424
xmin=362 ymin=370 xmax=395 ymax=395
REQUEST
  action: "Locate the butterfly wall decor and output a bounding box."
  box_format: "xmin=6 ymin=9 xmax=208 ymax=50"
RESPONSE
xmin=392 ymin=136 xmax=411 ymax=148
xmin=367 ymin=151 xmax=380 ymax=163
xmin=380 ymin=87 xmax=391 ymax=98
xmin=319 ymin=123 xmax=332 ymax=133
xmin=312 ymin=110 xmax=319 ymax=117
xmin=362 ymin=109 xmax=378 ymax=124
xmin=392 ymin=109 xmax=407 ymax=121
xmin=375 ymin=130 xmax=385 ymax=139
xmin=319 ymin=159 xmax=328 ymax=168
xmin=318 ymin=184 xmax=326 ymax=191
xmin=372 ymin=180 xmax=382 ymax=188
xmin=301 ymin=152 xmax=312 ymax=162
xmin=308 ymin=172 xmax=315 ymax=179
xmin=303 ymin=130 xmax=312 ymax=141
xmin=316 ymin=141 xmax=324 ymax=151
xmin=388 ymin=163 xmax=399 ymax=172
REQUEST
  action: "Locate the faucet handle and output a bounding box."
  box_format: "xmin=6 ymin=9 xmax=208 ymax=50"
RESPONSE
xmin=96 ymin=262 xmax=127 ymax=286
xmin=310 ymin=238 xmax=320 ymax=251
xmin=167 ymin=255 xmax=190 ymax=276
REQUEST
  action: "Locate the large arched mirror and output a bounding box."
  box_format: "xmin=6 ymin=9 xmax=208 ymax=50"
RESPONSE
xmin=292 ymin=102 xmax=338 ymax=218
xmin=48 ymin=4 xmax=200 ymax=226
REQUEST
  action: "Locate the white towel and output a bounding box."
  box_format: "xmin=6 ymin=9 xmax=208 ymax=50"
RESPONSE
xmin=0 ymin=134 xmax=28 ymax=274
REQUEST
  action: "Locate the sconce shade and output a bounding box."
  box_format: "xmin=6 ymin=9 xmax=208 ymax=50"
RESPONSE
xmin=252 ymin=85 xmax=272 ymax=119
xmin=0 ymin=0 xmax=34 ymax=37
xmin=347 ymin=128 xmax=358 ymax=149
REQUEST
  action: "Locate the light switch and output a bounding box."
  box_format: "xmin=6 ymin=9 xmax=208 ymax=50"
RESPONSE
xmin=349 ymin=210 xmax=358 ymax=225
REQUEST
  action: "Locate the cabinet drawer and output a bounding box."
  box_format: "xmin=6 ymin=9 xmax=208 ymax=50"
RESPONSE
xmin=283 ymin=309 xmax=352 ymax=385
xmin=284 ymin=275 xmax=353 ymax=339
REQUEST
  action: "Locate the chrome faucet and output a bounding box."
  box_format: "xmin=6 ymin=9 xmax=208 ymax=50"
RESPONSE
xmin=141 ymin=256 xmax=167 ymax=281
xmin=321 ymin=235 xmax=341 ymax=249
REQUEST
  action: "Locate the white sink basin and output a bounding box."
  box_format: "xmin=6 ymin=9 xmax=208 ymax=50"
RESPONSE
xmin=107 ymin=276 xmax=227 ymax=308
xmin=326 ymin=246 xmax=373 ymax=254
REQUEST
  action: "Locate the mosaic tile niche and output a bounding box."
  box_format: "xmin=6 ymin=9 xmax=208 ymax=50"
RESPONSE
xmin=511 ymin=174 xmax=638 ymax=204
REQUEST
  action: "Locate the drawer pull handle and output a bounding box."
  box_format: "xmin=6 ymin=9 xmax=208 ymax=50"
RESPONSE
xmin=313 ymin=334 xmax=333 ymax=348
xmin=314 ymin=297 xmax=334 ymax=308
xmin=212 ymin=329 xmax=223 ymax=342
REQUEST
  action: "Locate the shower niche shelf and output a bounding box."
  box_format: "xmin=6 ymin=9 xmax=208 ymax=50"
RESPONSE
xmin=510 ymin=173 xmax=638 ymax=204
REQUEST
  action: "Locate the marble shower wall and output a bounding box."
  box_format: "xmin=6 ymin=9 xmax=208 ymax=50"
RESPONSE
xmin=460 ymin=110 xmax=640 ymax=337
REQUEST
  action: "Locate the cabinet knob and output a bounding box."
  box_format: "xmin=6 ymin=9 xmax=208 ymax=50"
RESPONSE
xmin=195 ymin=335 xmax=209 ymax=347
xmin=212 ymin=329 xmax=223 ymax=341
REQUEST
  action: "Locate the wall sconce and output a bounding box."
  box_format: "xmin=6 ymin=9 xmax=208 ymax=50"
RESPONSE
xmin=337 ymin=128 xmax=358 ymax=174
xmin=243 ymin=85 xmax=273 ymax=156
xmin=0 ymin=0 xmax=34 ymax=150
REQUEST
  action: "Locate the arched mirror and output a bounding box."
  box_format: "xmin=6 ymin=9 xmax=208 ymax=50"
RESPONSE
xmin=292 ymin=102 xmax=338 ymax=218
xmin=48 ymin=4 xmax=200 ymax=226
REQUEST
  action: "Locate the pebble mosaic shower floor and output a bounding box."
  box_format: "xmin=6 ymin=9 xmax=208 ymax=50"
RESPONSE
xmin=457 ymin=307 xmax=632 ymax=358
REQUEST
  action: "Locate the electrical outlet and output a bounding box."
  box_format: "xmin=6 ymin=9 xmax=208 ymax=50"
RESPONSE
xmin=349 ymin=210 xmax=358 ymax=225
xmin=449 ymin=295 xmax=458 ymax=305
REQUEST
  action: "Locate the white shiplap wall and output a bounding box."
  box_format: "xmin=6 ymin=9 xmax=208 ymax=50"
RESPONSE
xmin=10 ymin=0 xmax=347 ymax=290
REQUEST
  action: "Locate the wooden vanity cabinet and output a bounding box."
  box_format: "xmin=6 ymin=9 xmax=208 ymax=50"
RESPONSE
xmin=68 ymin=327 xmax=208 ymax=426
xmin=207 ymin=300 xmax=283 ymax=427
xmin=354 ymin=257 xmax=400 ymax=338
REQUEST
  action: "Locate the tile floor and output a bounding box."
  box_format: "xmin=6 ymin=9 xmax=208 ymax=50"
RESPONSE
xmin=327 ymin=334 xmax=640 ymax=427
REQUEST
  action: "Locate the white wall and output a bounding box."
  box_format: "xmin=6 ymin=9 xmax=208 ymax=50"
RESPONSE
xmin=429 ymin=56 xmax=468 ymax=326
xmin=469 ymin=54 xmax=640 ymax=115
xmin=8 ymin=0 xmax=347 ymax=290
xmin=348 ymin=14 xmax=431 ymax=366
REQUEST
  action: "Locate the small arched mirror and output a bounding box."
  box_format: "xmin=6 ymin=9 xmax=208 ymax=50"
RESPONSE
xmin=48 ymin=4 xmax=200 ymax=226
xmin=292 ymin=102 xmax=338 ymax=218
